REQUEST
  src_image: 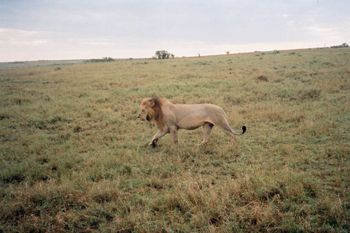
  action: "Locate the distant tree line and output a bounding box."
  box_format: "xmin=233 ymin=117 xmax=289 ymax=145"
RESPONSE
xmin=154 ymin=50 xmax=175 ymax=59
xmin=331 ymin=43 xmax=349 ymax=48
xmin=86 ymin=57 xmax=114 ymax=63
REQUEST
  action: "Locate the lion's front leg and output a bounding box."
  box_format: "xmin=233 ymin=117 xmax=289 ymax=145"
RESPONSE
xmin=170 ymin=127 xmax=178 ymax=144
xmin=149 ymin=130 xmax=168 ymax=147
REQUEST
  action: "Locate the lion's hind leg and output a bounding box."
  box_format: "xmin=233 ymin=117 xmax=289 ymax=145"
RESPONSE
xmin=216 ymin=119 xmax=237 ymax=145
xmin=201 ymin=122 xmax=214 ymax=145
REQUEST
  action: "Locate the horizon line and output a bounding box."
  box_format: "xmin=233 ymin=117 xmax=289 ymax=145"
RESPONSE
xmin=1 ymin=44 xmax=348 ymax=63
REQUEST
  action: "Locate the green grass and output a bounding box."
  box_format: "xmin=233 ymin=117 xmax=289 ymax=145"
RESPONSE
xmin=1 ymin=47 xmax=350 ymax=232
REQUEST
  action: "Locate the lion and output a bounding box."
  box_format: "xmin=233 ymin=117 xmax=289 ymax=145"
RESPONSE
xmin=138 ymin=97 xmax=246 ymax=147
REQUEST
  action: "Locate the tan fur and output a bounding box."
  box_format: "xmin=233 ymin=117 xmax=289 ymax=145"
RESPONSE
xmin=138 ymin=97 xmax=246 ymax=147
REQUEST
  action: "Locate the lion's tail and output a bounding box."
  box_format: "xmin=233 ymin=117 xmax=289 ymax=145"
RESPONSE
xmin=216 ymin=115 xmax=246 ymax=136
xmin=241 ymin=125 xmax=247 ymax=135
xmin=233 ymin=125 xmax=246 ymax=135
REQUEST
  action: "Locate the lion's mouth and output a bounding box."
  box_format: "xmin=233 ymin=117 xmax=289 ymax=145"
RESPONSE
xmin=146 ymin=115 xmax=151 ymax=121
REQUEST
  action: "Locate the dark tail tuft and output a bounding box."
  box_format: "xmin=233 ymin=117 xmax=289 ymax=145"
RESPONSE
xmin=242 ymin=125 xmax=247 ymax=134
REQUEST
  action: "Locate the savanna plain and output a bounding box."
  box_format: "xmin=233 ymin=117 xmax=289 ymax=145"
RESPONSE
xmin=0 ymin=48 xmax=349 ymax=232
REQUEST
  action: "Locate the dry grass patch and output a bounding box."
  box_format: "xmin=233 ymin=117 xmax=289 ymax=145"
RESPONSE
xmin=1 ymin=47 xmax=349 ymax=232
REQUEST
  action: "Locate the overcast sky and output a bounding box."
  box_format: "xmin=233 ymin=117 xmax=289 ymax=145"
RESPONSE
xmin=0 ymin=0 xmax=349 ymax=62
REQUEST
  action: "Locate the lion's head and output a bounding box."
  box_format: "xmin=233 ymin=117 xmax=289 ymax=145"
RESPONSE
xmin=138 ymin=97 xmax=162 ymax=123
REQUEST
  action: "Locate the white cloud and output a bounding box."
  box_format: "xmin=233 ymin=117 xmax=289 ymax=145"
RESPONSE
xmin=79 ymin=38 xmax=115 ymax=46
xmin=0 ymin=28 xmax=48 ymax=46
xmin=304 ymin=23 xmax=350 ymax=44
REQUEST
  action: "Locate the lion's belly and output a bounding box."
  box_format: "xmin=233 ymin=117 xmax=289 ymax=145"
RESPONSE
xmin=176 ymin=113 xmax=211 ymax=130
xmin=177 ymin=119 xmax=205 ymax=130
xmin=173 ymin=104 xmax=222 ymax=130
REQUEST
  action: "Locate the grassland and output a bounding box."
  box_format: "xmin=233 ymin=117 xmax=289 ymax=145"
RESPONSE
xmin=0 ymin=48 xmax=349 ymax=232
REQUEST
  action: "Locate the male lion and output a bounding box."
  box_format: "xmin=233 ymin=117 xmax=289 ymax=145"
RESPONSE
xmin=138 ymin=97 xmax=246 ymax=147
